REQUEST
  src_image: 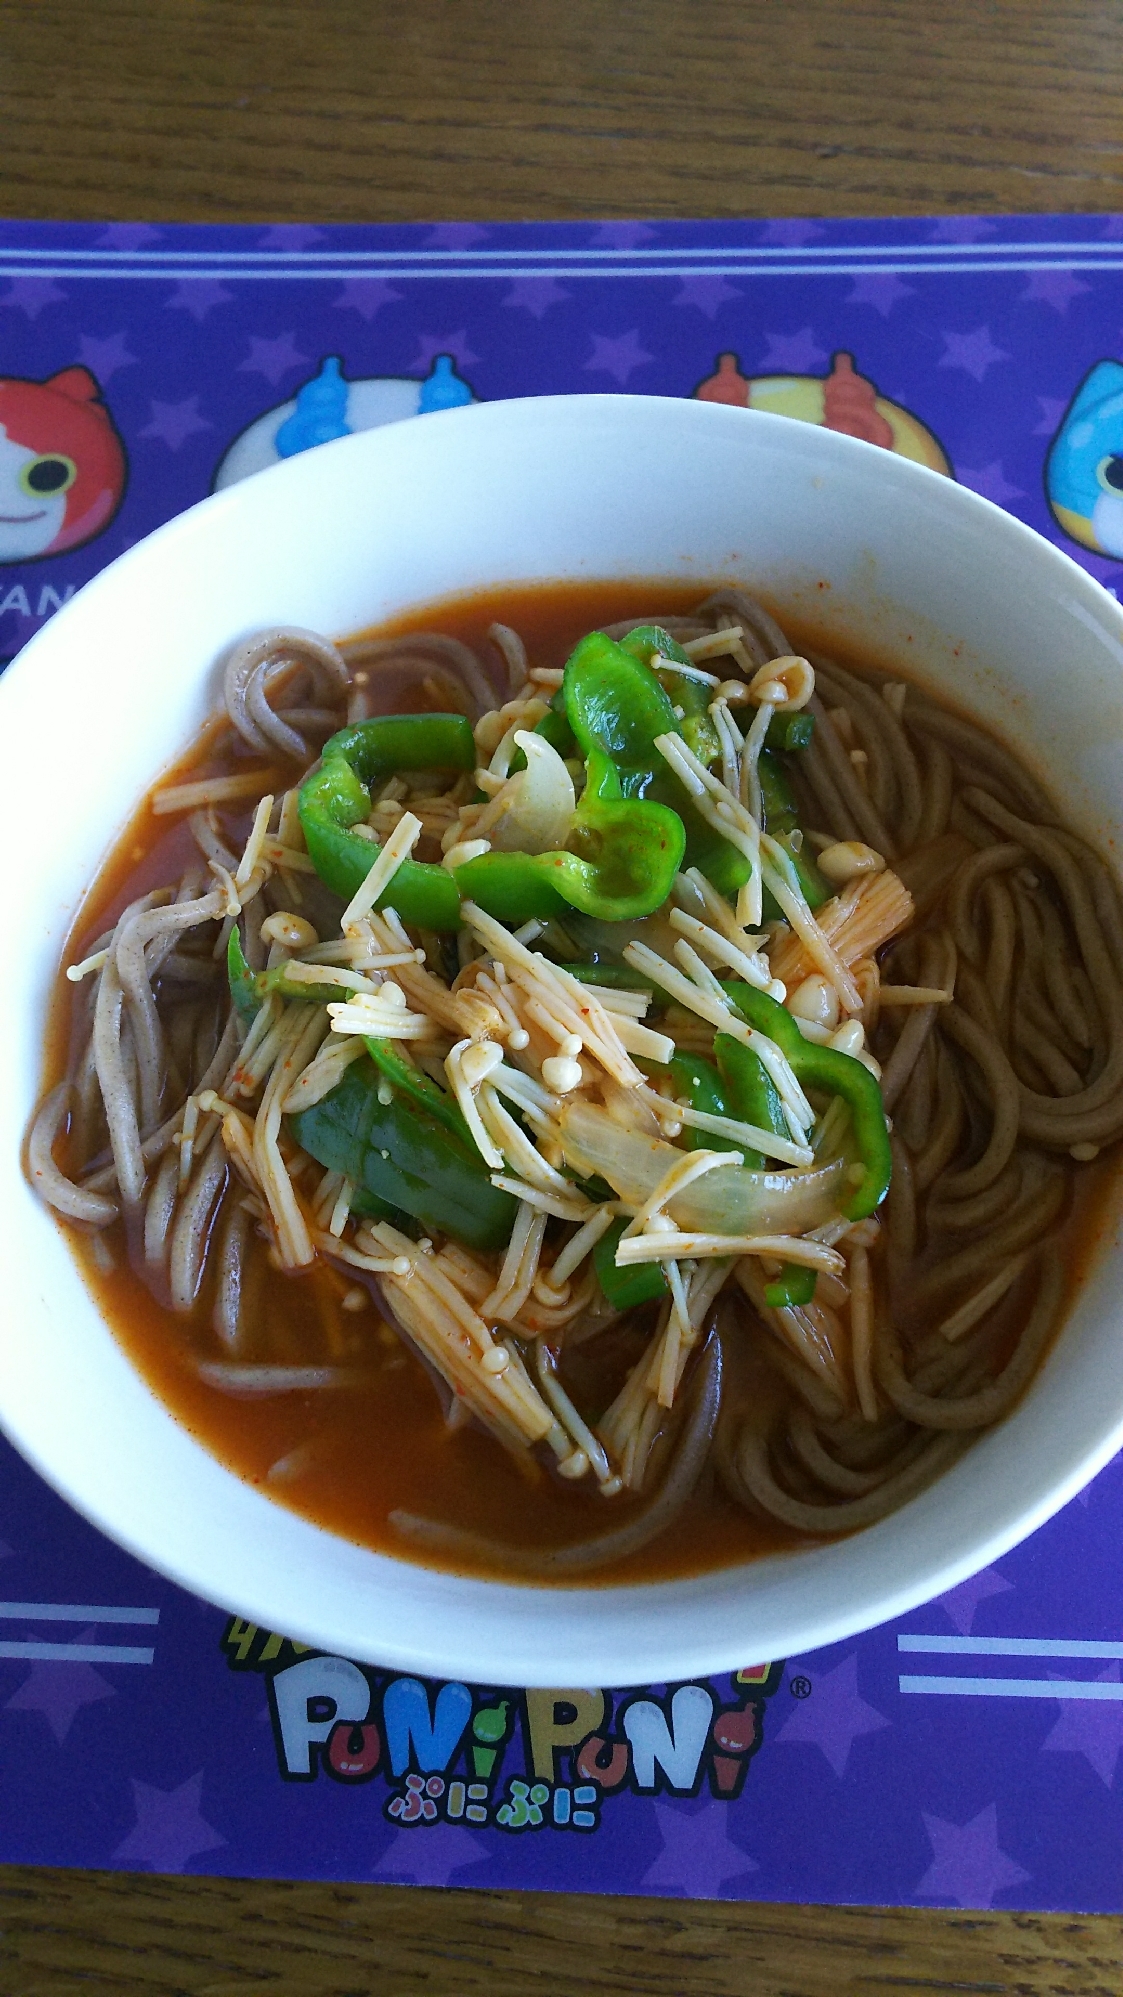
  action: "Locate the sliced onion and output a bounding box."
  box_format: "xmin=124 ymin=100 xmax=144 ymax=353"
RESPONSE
xmin=556 ymin=1099 xmax=846 ymax=1235
xmin=477 ymin=731 xmax=576 ymax=855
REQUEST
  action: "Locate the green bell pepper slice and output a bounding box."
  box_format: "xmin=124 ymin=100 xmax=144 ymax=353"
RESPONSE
xmin=618 ymin=624 xmax=721 ymax=766
xmin=286 ymin=1053 xmax=516 ymax=1252
xmin=594 ymin=1217 xmax=668 ymax=1311
xmin=362 ymin=1037 xmax=472 ymax=1142
xmin=659 ymin=1050 xmax=741 ymax=1156
xmin=762 ymin=1264 xmax=818 ymax=1309
xmin=561 ymin=961 xmax=657 ymax=992
xmin=298 ymin=713 xmax=476 ymax=930
xmin=721 ymin=981 xmax=891 ymax=1222
xmin=758 ymin=750 xmax=830 ymax=913
xmin=507 ymin=692 xmax=576 ymax=773
xmin=621 ymin=630 xmax=814 ymax=757
xmin=443 ymin=638 xmax=690 ymax=923
xmin=454 ymin=744 xmax=686 ymax=923
xmin=765 ymin=711 xmax=814 ymax=753
xmin=226 ymin=925 xmax=354 ymax=1016
xmin=713 ymin=1032 xmax=816 ymax=1306
xmin=531 ymin=703 xmax=576 ymax=759
xmin=227 ymin=926 xmax=262 ymax=1023
xmin=713 ymin=1034 xmax=787 ymax=1171
xmin=608 ymin=634 xmax=820 ymax=900
xmin=563 ymin=630 xmax=751 ymax=899
xmin=563 ymin=631 xmax=683 ymax=796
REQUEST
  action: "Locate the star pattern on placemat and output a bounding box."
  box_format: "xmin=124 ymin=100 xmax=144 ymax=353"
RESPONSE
xmin=1033 ymin=394 xmax=1069 ymax=437
xmin=1042 ymin=1665 xmax=1123 ymax=1786
xmin=915 ymin=1804 xmax=1029 ymax=1908
xmin=673 ymin=275 xmax=741 ymax=318
xmin=759 ymin=219 xmax=824 ymax=246
xmin=257 ymin=224 xmax=324 ymax=251
xmin=334 ymin=278 xmax=403 ymax=322
xmin=427 ymin=223 xmax=490 ymax=250
xmin=958 ymin=461 xmax=1025 ymax=505
xmin=165 ymin=280 xmax=234 ymax=323
xmin=409 ymin=330 xmax=479 ymax=372
xmin=846 ymin=272 xmax=914 ymax=316
xmin=773 ymin=1655 xmax=890 ymax=1777
xmin=935 ymin=1566 xmax=1015 ymax=1635
xmin=375 ymin=1823 xmax=488 ymax=1886
xmin=759 ymin=327 xmax=828 ymax=373
xmin=0 ymin=277 xmax=67 ymax=319
xmin=504 ymin=277 xmax=570 ymax=318
xmin=938 ymin=326 xmax=1009 ymax=381
xmin=930 ymin=217 xmax=997 ymax=243
xmin=642 ymin=1799 xmax=758 ymax=1897
xmin=97 ymin=222 xmax=162 ymax=250
xmin=584 ymin=330 xmax=654 ymax=384
xmin=1020 ymin=270 xmax=1091 ymax=314
xmin=77 ymin=332 xmax=137 ymax=381
xmin=113 ymin=1772 xmax=225 ymax=1873
xmin=238 ymin=333 xmax=309 ymax=385
xmin=4 ymin=1625 xmax=115 ymax=1746
xmin=588 ymin=222 xmax=656 ymax=248
xmin=140 ymin=396 xmax=213 ymax=448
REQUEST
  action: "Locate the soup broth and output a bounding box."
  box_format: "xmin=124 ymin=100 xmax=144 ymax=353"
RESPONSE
xmin=33 ymin=583 xmax=1123 ymax=1583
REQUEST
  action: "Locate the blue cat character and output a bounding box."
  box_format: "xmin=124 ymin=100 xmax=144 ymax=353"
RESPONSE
xmin=1045 ymin=359 xmax=1123 ymax=559
xmin=214 ymin=353 xmax=480 ymax=490
xmin=274 ymin=355 xmax=352 ymax=460
xmin=417 ymin=353 xmax=474 ymax=414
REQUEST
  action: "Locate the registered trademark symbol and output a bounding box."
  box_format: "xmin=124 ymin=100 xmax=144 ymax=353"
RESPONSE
xmin=789 ymin=1675 xmax=812 ymax=1699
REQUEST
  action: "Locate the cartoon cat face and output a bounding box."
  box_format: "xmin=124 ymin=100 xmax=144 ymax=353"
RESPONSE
xmin=0 ymin=423 xmax=74 ymax=558
xmin=0 ymin=368 xmax=127 ymax=565
xmin=1046 ymin=359 xmax=1123 ymax=559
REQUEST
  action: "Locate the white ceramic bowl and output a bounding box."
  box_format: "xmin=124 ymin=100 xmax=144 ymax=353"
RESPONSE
xmin=3 ymin=395 xmax=1122 ymax=1687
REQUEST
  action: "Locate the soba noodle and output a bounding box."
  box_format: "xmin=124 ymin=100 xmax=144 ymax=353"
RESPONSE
xmin=25 ymin=589 xmax=1123 ymax=1576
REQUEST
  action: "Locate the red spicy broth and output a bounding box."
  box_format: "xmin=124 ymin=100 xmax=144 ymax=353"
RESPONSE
xmin=41 ymin=582 xmax=1123 ymax=1584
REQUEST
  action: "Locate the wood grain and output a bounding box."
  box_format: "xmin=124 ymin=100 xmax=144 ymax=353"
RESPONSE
xmin=3 ymin=1866 xmax=1123 ymax=1996
xmin=0 ymin=0 xmax=1122 ymax=222
xmin=2 ymin=0 xmax=1123 ymax=1988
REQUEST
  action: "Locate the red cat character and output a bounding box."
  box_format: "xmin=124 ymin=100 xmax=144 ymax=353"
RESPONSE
xmin=0 ymin=367 xmax=127 ymax=563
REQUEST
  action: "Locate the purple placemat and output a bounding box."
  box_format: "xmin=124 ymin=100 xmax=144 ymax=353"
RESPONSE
xmin=3 ymin=214 xmax=1123 ymax=1909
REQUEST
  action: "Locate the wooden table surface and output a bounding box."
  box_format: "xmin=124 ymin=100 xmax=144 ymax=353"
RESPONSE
xmin=3 ymin=1 xmax=1123 ymax=1989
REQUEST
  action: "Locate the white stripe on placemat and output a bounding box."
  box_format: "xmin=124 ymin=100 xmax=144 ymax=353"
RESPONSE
xmin=6 ymin=257 xmax=1123 ymax=283
xmin=0 ymin=1601 xmax=159 ymax=1624
xmin=0 ymin=1640 xmax=154 ymax=1665
xmin=898 ymin=1635 xmax=1123 ymax=1659
xmin=900 ymin=1675 xmax=1123 ymax=1701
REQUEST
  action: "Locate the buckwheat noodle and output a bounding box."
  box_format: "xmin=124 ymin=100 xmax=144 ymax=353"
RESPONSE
xmin=25 ymin=595 xmax=1123 ymax=1566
